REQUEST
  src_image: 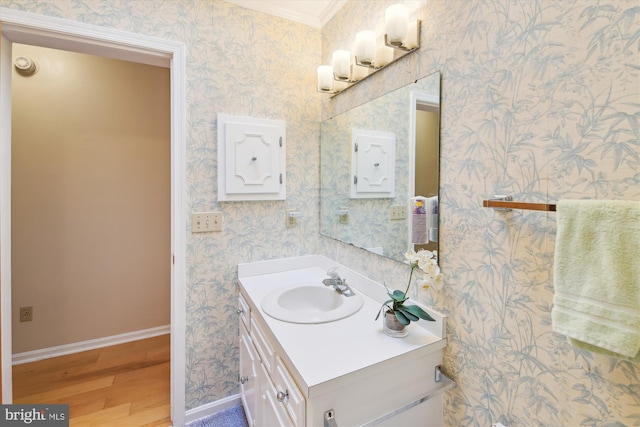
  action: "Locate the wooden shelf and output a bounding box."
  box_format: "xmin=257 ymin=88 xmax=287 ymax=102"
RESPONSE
xmin=483 ymin=199 xmax=557 ymax=212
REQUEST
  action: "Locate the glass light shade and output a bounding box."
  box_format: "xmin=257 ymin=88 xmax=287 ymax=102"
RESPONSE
xmin=332 ymin=49 xmax=351 ymax=80
xmin=405 ymin=20 xmax=419 ymax=49
xmin=317 ymin=65 xmax=334 ymax=91
xmin=385 ymin=4 xmax=409 ymax=46
xmin=355 ymin=30 xmax=376 ymax=65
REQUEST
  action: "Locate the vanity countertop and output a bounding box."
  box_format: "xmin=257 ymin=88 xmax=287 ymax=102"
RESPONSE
xmin=238 ymin=255 xmax=447 ymax=397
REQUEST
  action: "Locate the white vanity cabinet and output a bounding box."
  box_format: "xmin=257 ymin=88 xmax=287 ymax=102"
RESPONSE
xmin=238 ymin=255 xmax=451 ymax=427
xmin=239 ymin=294 xmax=305 ymax=427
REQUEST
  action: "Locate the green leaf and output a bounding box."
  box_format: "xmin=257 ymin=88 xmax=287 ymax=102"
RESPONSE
xmin=403 ymin=304 xmax=435 ymax=321
xmin=390 ymin=289 xmax=407 ymax=303
xmin=396 ymin=307 xmax=419 ymax=322
xmin=374 ymin=300 xmax=394 ymax=321
xmin=394 ymin=310 xmax=410 ymax=325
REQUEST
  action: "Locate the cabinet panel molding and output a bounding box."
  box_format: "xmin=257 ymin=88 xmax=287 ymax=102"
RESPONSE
xmin=218 ymin=113 xmax=286 ymax=201
xmin=351 ymin=128 xmax=396 ymax=199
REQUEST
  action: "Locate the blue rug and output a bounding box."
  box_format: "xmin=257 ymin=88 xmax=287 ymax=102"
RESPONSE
xmin=186 ymin=404 xmax=249 ymax=427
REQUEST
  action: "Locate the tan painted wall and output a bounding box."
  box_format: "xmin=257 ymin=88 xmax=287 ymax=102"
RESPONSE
xmin=415 ymin=109 xmax=439 ymax=198
xmin=414 ymin=109 xmax=439 ymax=252
xmin=11 ymin=44 xmax=170 ymax=353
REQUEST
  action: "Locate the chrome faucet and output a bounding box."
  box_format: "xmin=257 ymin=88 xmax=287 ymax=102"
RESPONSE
xmin=323 ymin=268 xmax=356 ymax=297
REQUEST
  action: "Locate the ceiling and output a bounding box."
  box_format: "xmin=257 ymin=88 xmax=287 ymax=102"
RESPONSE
xmin=224 ymin=0 xmax=347 ymax=28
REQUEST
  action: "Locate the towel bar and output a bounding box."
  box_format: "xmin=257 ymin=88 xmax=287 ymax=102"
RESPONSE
xmin=483 ymin=195 xmax=556 ymax=212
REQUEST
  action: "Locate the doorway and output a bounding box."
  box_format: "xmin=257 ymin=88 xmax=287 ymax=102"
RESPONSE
xmin=10 ymin=42 xmax=170 ymax=421
xmin=11 ymin=43 xmax=171 ymax=357
xmin=0 ymin=8 xmax=187 ymax=426
xmin=408 ymin=90 xmax=440 ymax=254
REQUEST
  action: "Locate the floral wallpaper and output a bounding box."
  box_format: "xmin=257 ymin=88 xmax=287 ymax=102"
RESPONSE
xmin=1 ymin=0 xmax=638 ymax=426
xmin=320 ymin=1 xmax=640 ymax=426
xmin=0 ymin=0 xmax=322 ymax=411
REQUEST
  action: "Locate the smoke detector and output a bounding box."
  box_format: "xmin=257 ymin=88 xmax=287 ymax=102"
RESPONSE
xmin=14 ymin=56 xmax=38 ymax=75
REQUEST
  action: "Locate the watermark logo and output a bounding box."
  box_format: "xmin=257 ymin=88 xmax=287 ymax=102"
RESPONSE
xmin=0 ymin=405 xmax=68 ymax=426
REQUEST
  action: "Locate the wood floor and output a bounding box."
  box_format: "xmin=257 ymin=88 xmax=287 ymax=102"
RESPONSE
xmin=13 ymin=334 xmax=171 ymax=427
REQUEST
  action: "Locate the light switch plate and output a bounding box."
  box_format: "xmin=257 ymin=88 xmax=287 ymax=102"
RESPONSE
xmin=192 ymin=212 xmax=222 ymax=232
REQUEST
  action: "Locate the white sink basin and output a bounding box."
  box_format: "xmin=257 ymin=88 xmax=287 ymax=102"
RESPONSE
xmin=261 ymin=284 xmax=364 ymax=324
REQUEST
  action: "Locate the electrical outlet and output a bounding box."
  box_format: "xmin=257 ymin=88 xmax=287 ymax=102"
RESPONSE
xmin=286 ymin=209 xmax=303 ymax=227
xmin=192 ymin=212 xmax=222 ymax=232
xmin=20 ymin=306 xmax=33 ymax=322
xmin=339 ymin=207 xmax=349 ymax=224
xmin=390 ymin=205 xmax=406 ymax=220
xmin=287 ymin=210 xmax=297 ymax=227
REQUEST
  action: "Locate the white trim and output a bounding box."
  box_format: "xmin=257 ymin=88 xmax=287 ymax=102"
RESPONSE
xmin=317 ymin=0 xmax=348 ymax=27
xmin=12 ymin=326 xmax=170 ymax=365
xmin=0 ymin=9 xmax=170 ymax=67
xmin=0 ymin=30 xmax=13 ymax=405
xmin=184 ymin=394 xmax=243 ymax=425
xmin=224 ymin=0 xmax=346 ymax=28
xmin=0 ymin=8 xmax=187 ymax=426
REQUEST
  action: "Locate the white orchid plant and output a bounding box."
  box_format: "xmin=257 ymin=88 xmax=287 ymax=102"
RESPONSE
xmin=375 ymin=249 xmax=442 ymax=326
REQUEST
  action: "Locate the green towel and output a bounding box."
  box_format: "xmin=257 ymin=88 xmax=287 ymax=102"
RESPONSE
xmin=552 ymin=199 xmax=640 ymax=361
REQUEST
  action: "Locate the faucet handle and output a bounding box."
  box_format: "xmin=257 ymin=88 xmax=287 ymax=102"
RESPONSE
xmin=327 ymin=267 xmax=340 ymax=279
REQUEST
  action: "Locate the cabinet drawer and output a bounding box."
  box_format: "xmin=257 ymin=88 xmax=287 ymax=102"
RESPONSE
xmin=238 ymin=293 xmax=251 ymax=331
xmin=273 ymin=356 xmax=305 ymax=427
xmin=250 ymin=318 xmax=275 ymax=374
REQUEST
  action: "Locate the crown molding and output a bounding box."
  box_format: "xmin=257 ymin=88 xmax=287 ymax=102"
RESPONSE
xmin=225 ymin=0 xmax=346 ymax=28
xmin=317 ymin=0 xmax=347 ymax=27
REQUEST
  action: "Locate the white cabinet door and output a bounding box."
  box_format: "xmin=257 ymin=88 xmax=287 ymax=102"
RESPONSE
xmin=273 ymin=356 xmax=305 ymax=427
xmin=258 ymin=364 xmax=295 ymax=427
xmin=238 ymin=294 xmax=251 ymax=331
xmin=350 ymin=128 xmax=395 ymax=198
xmin=239 ymin=323 xmax=259 ymax=426
xmin=218 ymin=113 xmax=286 ymax=201
xmin=250 ymin=317 xmax=276 ymax=374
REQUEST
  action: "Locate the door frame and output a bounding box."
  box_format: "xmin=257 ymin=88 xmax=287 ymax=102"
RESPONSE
xmin=0 ymin=8 xmax=186 ymax=425
xmin=408 ymin=90 xmax=440 ymax=253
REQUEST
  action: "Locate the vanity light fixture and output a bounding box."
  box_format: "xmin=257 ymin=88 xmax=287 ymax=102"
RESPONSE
xmin=317 ymin=4 xmax=421 ymax=95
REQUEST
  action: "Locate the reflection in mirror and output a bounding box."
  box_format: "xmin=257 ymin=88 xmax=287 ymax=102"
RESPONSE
xmin=320 ymin=71 xmax=440 ymax=263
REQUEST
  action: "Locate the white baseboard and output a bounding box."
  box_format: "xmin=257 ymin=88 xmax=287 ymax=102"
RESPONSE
xmin=184 ymin=394 xmax=242 ymax=425
xmin=12 ymin=325 xmax=170 ymax=365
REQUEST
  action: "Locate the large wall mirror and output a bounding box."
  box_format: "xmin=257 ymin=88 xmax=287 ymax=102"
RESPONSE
xmin=320 ymin=71 xmax=440 ymax=263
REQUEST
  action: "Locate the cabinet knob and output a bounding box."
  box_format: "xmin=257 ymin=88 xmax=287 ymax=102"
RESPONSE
xmin=276 ymin=390 xmax=289 ymax=402
xmin=236 ymin=309 xmax=244 ymax=315
xmin=239 ymin=375 xmax=249 ymax=385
